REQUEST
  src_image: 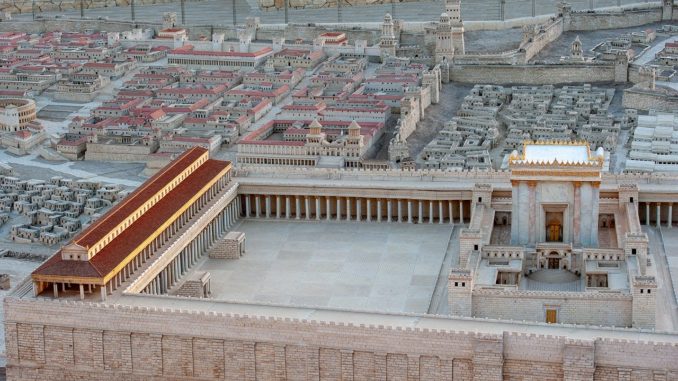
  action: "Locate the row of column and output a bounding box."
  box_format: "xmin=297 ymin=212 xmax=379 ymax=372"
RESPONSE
xmin=144 ymin=198 xmax=240 ymax=296
xmin=100 ymin=179 xmax=228 ymax=300
xmin=642 ymin=202 xmax=674 ymax=228
xmin=241 ymin=195 xmax=468 ymax=224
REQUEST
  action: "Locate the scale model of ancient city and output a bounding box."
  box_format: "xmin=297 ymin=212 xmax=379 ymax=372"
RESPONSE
xmin=0 ymin=0 xmax=677 ymax=379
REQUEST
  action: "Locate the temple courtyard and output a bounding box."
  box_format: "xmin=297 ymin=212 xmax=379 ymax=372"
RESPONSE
xmin=194 ymin=220 xmax=457 ymax=314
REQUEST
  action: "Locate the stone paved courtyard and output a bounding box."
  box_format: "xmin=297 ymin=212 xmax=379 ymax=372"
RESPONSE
xmin=199 ymin=219 xmax=455 ymax=313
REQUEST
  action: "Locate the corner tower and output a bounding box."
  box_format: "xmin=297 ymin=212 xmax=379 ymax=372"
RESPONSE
xmin=435 ymin=13 xmax=455 ymax=64
xmin=444 ymin=0 xmax=465 ymax=54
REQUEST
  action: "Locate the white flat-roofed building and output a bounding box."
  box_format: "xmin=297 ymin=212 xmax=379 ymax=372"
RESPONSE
xmin=627 ymin=111 xmax=678 ymax=172
xmin=167 ymin=45 xmax=274 ymax=71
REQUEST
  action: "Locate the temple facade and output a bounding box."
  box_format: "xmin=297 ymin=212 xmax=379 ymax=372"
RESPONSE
xmin=449 ymin=141 xmax=655 ymax=328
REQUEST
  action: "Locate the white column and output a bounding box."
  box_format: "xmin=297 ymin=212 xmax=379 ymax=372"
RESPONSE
xmin=296 ymin=197 xmax=301 ymax=220
xmin=646 ymin=203 xmax=650 ymax=226
xmin=449 ymin=201 xmax=454 ymax=225
xmin=265 ymin=196 xmax=271 ymax=218
xmin=336 ymin=198 xmax=342 ymax=220
xmin=305 ymin=197 xmax=311 ymax=220
xmin=255 ymin=196 xmax=261 ymax=218
xmin=397 ymin=199 xmax=402 ymax=223
xmin=276 ymin=196 xmax=281 ymax=219
xmin=429 ymin=201 xmax=434 ymax=224
xmin=79 ymin=284 xmax=84 ymax=300
xmin=285 ymin=197 xmax=291 ymax=219
xmin=346 ymin=198 xmax=352 ymax=221
xmin=356 ymin=198 xmax=362 ymax=222
xmin=326 ymin=197 xmax=331 ymax=221
xmin=459 ymin=200 xmax=464 ymax=224
xmin=245 ymin=195 xmax=251 ymax=217
xmin=377 ymin=199 xmax=382 ymax=222
xmin=407 ymin=200 xmax=413 ymax=223
xmin=387 ymin=200 xmax=392 ymax=223
xmin=669 ymin=203 xmax=673 ymax=228
xmin=367 ymin=199 xmax=372 ymax=222
xmin=316 ymin=197 xmax=321 ymax=220
xmin=418 ymin=201 xmax=423 ymax=224
xmin=439 ymin=200 xmax=444 ymax=224
xmin=657 ymin=202 xmax=661 ymax=228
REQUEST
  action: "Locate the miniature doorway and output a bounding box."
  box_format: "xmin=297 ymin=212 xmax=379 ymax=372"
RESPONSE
xmin=547 ymin=257 xmax=560 ymax=269
xmin=546 ymin=309 xmax=557 ymax=324
xmin=546 ymin=211 xmax=563 ymax=242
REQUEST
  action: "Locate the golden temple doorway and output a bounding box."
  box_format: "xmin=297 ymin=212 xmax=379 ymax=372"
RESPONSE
xmin=547 ymin=220 xmax=563 ymax=242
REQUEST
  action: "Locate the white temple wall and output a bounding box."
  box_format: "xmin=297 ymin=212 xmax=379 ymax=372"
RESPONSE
xmin=472 ymin=290 xmax=632 ymax=327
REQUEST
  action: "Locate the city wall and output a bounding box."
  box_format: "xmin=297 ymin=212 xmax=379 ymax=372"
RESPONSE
xmin=5 ymin=296 xmax=678 ymax=381
xmin=563 ymin=6 xmax=666 ymax=32
xmin=448 ymin=64 xmax=616 ymax=85
xmin=622 ymin=87 xmax=678 ymax=112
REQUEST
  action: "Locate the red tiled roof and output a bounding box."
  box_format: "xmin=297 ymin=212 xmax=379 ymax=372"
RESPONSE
xmin=73 ymin=147 xmax=206 ymax=249
xmin=33 ymin=152 xmax=231 ymax=281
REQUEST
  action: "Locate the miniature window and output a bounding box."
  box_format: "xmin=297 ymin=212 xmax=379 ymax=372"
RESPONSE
xmin=632 ymin=248 xmax=637 ymax=255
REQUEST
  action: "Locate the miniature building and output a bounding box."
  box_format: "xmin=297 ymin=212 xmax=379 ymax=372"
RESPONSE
xmin=0 ymin=274 xmax=10 ymax=290
xmin=627 ymin=111 xmax=678 ymax=173
xmin=209 ymin=231 xmax=245 ymax=259
xmin=175 ymin=271 xmax=211 ymax=298
xmin=448 ymin=141 xmax=657 ymax=329
xmin=0 ymin=98 xmax=36 ymax=132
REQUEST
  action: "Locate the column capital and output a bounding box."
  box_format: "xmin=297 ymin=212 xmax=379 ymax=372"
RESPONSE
xmin=527 ymin=180 xmax=537 ymax=188
xmin=573 ymin=181 xmax=582 ymax=188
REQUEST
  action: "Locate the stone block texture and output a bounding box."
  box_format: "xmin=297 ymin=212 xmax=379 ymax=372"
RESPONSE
xmin=4 ymin=298 xmax=678 ymax=381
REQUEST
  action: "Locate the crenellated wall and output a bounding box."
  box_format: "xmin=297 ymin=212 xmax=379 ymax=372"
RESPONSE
xmin=4 ymin=296 xmax=678 ymax=380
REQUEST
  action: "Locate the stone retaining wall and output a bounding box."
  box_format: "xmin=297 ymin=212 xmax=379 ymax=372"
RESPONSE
xmin=448 ymin=64 xmax=616 ymax=85
xmin=4 ymin=297 xmax=678 ymax=380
